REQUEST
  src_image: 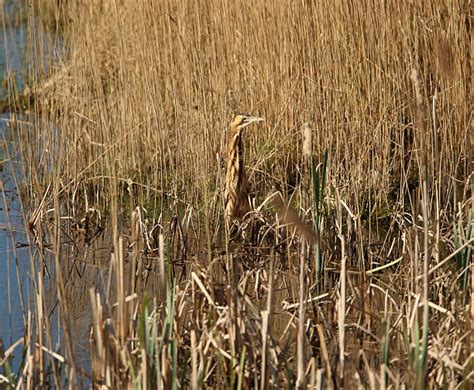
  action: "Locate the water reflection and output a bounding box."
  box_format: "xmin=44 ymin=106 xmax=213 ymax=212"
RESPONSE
xmin=0 ymin=0 xmax=60 ymax=375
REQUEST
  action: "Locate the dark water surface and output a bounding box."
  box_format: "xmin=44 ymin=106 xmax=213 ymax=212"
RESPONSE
xmin=0 ymin=121 xmax=30 ymax=346
xmin=0 ymin=1 xmax=60 ymax=375
xmin=0 ymin=1 xmax=31 ymax=353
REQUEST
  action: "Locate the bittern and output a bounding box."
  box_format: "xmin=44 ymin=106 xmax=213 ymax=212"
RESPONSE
xmin=224 ymin=113 xmax=264 ymax=224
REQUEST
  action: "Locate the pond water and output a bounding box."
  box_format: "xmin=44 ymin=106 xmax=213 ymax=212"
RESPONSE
xmin=0 ymin=1 xmax=60 ymax=376
xmin=0 ymin=0 xmax=30 ymax=350
xmin=0 ymin=116 xmax=30 ymax=347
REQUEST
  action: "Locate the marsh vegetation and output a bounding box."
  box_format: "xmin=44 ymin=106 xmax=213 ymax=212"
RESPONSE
xmin=1 ymin=0 xmax=472 ymax=388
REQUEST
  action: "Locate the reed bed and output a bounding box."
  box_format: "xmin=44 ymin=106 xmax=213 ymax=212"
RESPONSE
xmin=1 ymin=0 xmax=472 ymax=388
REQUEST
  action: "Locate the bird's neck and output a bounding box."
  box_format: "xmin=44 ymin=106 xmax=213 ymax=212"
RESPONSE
xmin=228 ymin=128 xmax=245 ymax=163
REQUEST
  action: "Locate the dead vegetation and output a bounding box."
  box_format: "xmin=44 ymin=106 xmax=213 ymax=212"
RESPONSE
xmin=1 ymin=0 xmax=472 ymax=388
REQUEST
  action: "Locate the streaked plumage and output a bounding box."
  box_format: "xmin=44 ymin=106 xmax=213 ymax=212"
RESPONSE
xmin=224 ymin=114 xmax=264 ymax=223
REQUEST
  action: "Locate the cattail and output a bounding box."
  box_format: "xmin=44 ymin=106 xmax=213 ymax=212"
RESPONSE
xmin=410 ymin=67 xmax=423 ymax=108
xmin=302 ymin=122 xmax=312 ymax=159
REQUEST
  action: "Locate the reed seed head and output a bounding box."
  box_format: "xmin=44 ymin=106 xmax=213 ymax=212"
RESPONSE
xmin=302 ymin=122 xmax=312 ymax=159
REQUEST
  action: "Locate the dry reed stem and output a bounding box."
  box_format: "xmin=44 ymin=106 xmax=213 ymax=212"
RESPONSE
xmin=336 ymin=192 xmax=346 ymax=388
xmin=296 ymin=246 xmax=306 ymax=389
xmin=315 ymin=324 xmax=334 ymax=390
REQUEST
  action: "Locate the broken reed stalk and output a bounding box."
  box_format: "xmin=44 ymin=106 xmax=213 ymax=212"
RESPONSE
xmin=336 ymin=192 xmax=346 ymax=388
xmin=36 ymin=271 xmax=45 ymax=387
xmin=296 ymin=245 xmax=306 ymax=389
xmin=117 ymin=232 xmax=126 ymax=345
xmin=191 ymin=329 xmax=198 ymax=390
xmin=131 ymin=208 xmax=140 ymax=295
xmin=159 ymin=234 xmax=166 ymax=302
xmin=316 ymin=324 xmax=334 ymax=390
xmin=260 ymin=250 xmax=274 ymax=389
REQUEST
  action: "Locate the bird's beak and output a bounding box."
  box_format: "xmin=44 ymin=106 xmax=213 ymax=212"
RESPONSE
xmin=245 ymin=116 xmax=264 ymax=125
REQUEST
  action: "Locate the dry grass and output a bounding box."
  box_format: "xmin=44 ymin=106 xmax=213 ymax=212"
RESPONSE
xmin=1 ymin=0 xmax=472 ymax=388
